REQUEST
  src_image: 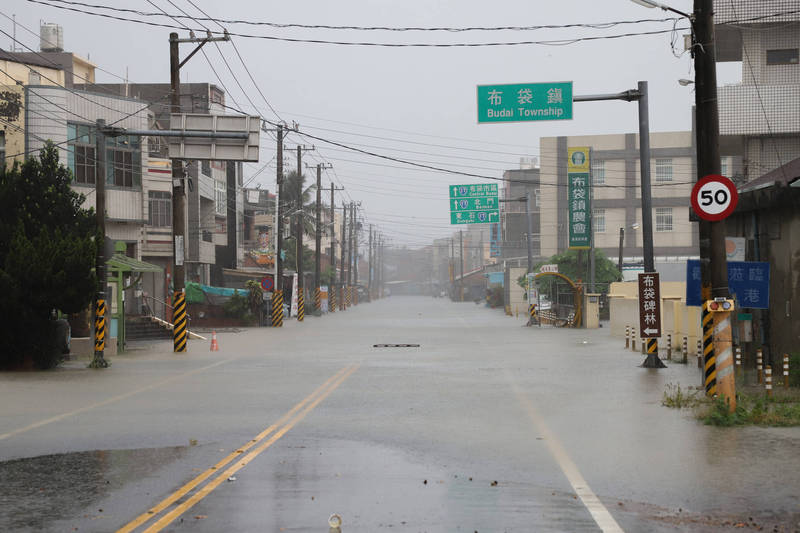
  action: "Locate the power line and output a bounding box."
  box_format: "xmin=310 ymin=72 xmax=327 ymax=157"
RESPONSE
xmin=26 ymin=1 xmax=690 ymax=47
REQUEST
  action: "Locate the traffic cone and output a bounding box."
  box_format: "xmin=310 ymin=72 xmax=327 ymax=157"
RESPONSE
xmin=210 ymin=330 xmax=219 ymax=351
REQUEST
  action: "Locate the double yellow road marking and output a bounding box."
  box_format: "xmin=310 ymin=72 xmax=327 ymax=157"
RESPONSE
xmin=118 ymin=363 xmax=359 ymax=533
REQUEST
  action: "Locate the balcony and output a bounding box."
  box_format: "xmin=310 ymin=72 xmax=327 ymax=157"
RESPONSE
xmin=718 ymin=84 xmax=800 ymax=136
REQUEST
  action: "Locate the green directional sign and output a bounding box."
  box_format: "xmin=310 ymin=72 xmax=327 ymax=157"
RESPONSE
xmin=477 ymin=81 xmax=573 ymax=124
xmin=449 ymin=183 xmax=499 ymax=225
xmin=451 ymin=196 xmax=498 ymax=211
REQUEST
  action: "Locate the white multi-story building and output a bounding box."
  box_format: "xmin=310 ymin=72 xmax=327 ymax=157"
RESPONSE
xmin=715 ymin=1 xmax=800 ymax=182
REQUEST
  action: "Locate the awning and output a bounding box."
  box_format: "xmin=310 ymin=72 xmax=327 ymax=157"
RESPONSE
xmin=106 ymin=254 xmax=163 ymax=274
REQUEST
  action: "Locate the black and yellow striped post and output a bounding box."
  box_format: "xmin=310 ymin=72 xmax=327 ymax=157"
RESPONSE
xmin=89 ymin=298 xmax=109 ymax=368
xmin=339 ymin=286 xmax=346 ymax=311
xmin=346 ymin=286 xmax=352 ymax=308
xmin=645 ymin=338 xmax=658 ymax=363
xmin=329 ymin=286 xmax=336 ymax=313
xmin=271 ymin=290 xmax=284 ymax=327
xmin=297 ymin=290 xmax=305 ymax=322
xmin=173 ymin=290 xmax=188 ymax=353
xmin=527 ymin=304 xmax=536 ymax=326
xmin=702 ymin=301 xmax=717 ymax=396
xmin=314 ymin=286 xmax=322 ymax=314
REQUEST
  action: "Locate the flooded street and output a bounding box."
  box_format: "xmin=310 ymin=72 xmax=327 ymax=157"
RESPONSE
xmin=2 ymin=297 xmax=799 ymax=532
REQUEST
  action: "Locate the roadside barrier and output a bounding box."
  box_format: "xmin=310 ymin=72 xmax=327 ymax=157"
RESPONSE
xmin=95 ymin=298 xmax=106 ymax=354
xmin=735 ymin=345 xmax=742 ymax=376
xmin=696 ymin=340 xmax=702 ymax=369
xmin=314 ymin=286 xmax=321 ymax=312
xmin=625 ymin=325 xmax=630 ymax=349
xmin=784 ymin=353 xmax=790 ymax=389
xmin=329 ymin=286 xmax=336 ymax=313
xmin=682 ymin=336 xmax=688 ymax=364
xmin=765 ymin=365 xmax=772 ymax=397
xmin=210 ymin=331 xmax=219 ymax=351
xmin=297 ymin=291 xmax=305 ymax=322
xmin=757 ymin=348 xmax=763 ymax=384
xmin=173 ymin=291 xmax=187 ymax=353
xmin=271 ymin=290 xmax=284 ymax=327
xmin=666 ymin=333 xmax=672 ymax=360
xmin=631 ymin=327 xmax=636 ymax=352
xmin=702 ymin=301 xmax=716 ymax=397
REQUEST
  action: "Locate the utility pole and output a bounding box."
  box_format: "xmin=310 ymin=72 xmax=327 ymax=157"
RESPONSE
xmin=323 ymin=182 xmax=343 ymax=312
xmin=368 ymin=224 xmax=373 ymax=300
xmin=168 ymin=31 xmax=229 ymax=349
xmin=90 ymin=119 xmax=108 ymax=368
xmin=294 ymin=145 xmax=313 ymax=322
xmin=353 ymin=208 xmax=359 ymax=290
xmin=348 ymin=202 xmax=356 ymax=304
xmin=459 ymin=230 xmax=464 ymax=302
xmin=618 ymin=227 xmax=625 ymax=280
xmin=340 ymin=201 xmax=347 ymax=310
xmin=694 ymin=0 xmax=733 ymax=407
xmin=272 ymin=124 xmax=284 ymax=327
xmin=314 ymin=164 xmax=322 ymax=315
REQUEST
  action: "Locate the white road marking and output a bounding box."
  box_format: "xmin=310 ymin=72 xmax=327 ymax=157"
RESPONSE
xmin=508 ymin=376 xmax=625 ymax=533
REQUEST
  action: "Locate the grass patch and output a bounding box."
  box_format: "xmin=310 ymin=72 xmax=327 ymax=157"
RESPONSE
xmin=662 ymin=383 xmax=701 ymax=408
xmin=699 ymin=394 xmax=800 ymax=427
xmin=662 ymin=383 xmax=800 ymax=426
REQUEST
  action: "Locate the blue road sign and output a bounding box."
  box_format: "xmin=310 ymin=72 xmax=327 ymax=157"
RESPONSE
xmin=686 ymin=260 xmax=770 ymax=308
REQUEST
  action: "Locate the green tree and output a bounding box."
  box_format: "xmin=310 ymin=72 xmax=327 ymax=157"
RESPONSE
xmin=518 ymin=249 xmax=620 ymax=295
xmin=282 ymin=241 xmax=315 ymax=274
xmin=0 ymin=144 xmax=98 ymax=369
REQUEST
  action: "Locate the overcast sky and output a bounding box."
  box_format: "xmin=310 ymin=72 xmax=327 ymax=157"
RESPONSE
xmin=5 ymin=0 xmax=741 ymax=248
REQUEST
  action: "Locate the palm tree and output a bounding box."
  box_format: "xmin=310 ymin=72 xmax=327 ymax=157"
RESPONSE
xmin=281 ymin=170 xmax=316 ymax=273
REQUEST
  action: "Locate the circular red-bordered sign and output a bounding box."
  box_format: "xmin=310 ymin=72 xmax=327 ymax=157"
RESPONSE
xmin=260 ymin=276 xmax=274 ymax=292
xmin=690 ymin=174 xmax=738 ymax=222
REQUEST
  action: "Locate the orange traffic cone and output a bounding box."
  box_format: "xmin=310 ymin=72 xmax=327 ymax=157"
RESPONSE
xmin=210 ymin=330 xmax=219 ymax=351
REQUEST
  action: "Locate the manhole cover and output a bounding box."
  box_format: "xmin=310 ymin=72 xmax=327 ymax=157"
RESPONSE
xmin=373 ymin=343 xmax=420 ymax=348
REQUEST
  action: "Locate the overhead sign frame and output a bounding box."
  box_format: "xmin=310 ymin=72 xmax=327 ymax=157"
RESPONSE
xmin=168 ymin=113 xmax=261 ymax=162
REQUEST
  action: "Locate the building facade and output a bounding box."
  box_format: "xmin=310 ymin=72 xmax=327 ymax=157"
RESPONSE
xmin=500 ymin=167 xmax=541 ymax=265
xmin=539 ymin=131 xmax=699 ymax=263
xmin=715 ymin=1 xmax=800 ymax=183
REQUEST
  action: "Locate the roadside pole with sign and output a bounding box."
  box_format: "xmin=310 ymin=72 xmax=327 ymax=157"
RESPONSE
xmin=691 ymin=173 xmax=740 ymax=410
xmin=567 ymin=147 xmax=592 ymax=250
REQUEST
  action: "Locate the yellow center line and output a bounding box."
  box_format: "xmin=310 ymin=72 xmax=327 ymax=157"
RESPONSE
xmin=119 ymin=363 xmax=359 ymax=533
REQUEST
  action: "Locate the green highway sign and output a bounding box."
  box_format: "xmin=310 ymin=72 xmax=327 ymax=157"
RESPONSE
xmin=450 ymin=183 xmax=498 ymax=198
xmin=451 ymin=196 xmax=498 ymax=211
xmin=477 ymin=82 xmax=573 ymax=124
xmin=449 ymin=183 xmax=499 ymax=225
xmin=451 ymin=210 xmax=498 ymax=225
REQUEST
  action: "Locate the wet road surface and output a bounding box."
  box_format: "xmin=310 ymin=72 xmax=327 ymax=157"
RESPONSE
xmin=1 ymin=296 xmax=799 ymax=532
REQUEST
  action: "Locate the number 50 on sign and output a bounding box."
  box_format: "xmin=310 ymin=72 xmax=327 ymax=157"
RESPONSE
xmin=691 ymin=174 xmax=738 ymax=222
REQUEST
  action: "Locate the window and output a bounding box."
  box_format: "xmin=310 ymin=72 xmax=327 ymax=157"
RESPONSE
xmin=655 ymin=158 xmax=673 ymax=182
xmin=214 ymin=180 xmax=227 ymax=216
xmin=67 ymin=123 xmax=96 ymax=184
xmin=720 ymin=157 xmax=730 ymax=178
xmin=591 ymin=159 xmax=605 ymax=185
xmin=148 ymin=191 xmax=172 ymax=227
xmin=766 ymin=49 xmax=799 ymax=65
xmin=655 ymin=207 xmax=673 ymax=231
xmin=534 ymin=188 xmax=541 ymax=208
xmin=593 ymin=208 xmax=605 ymax=233
xmin=106 ymin=134 xmax=141 ymax=188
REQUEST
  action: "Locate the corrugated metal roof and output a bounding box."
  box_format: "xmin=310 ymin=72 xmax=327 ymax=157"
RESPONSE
xmin=106 ymin=254 xmax=163 ymax=273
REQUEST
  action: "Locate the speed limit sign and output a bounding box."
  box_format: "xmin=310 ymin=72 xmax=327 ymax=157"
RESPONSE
xmin=690 ymin=174 xmax=738 ymax=222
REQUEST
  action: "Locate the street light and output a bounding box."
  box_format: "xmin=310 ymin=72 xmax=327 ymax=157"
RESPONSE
xmin=678 ymin=78 xmax=694 ymax=86
xmin=628 ymin=0 xmax=691 ymax=18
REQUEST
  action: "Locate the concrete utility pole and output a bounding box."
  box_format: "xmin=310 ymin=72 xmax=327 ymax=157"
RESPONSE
xmin=693 ymin=0 xmax=733 ymax=407
xmin=353 ymin=207 xmax=359 ymax=290
xmin=314 ymin=164 xmax=322 ymax=315
xmin=90 ymin=119 xmax=109 ymax=368
xmin=294 ymin=145 xmax=313 ymax=322
xmin=168 ymin=31 xmax=229 ymax=349
xmin=272 ymin=124 xmax=284 ymax=326
xmin=368 ymin=224 xmax=373 ymax=300
xmin=340 ymin=201 xmax=347 ymax=309
xmin=348 ymin=203 xmax=355 ymax=290
xmin=618 ymin=227 xmax=625 ymax=280
xmin=459 ymin=230 xmax=464 ymax=302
